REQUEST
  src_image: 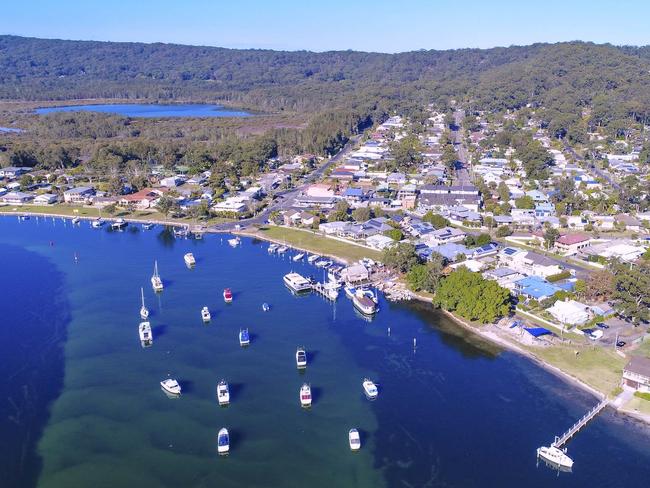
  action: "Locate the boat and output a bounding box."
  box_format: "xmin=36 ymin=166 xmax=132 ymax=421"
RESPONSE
xmin=201 ymin=306 xmax=211 ymax=322
xmin=223 ymin=288 xmax=233 ymax=303
xmin=139 ymin=287 xmax=149 ymax=320
xmin=72 ymin=217 xmax=80 ymax=224
xmin=217 ymin=380 xmax=230 ymax=406
xmin=228 ymin=237 xmax=240 ymax=247
xmin=18 ymin=215 xmax=30 ymax=221
xmin=358 ymin=288 xmax=379 ymax=304
xmin=536 ymin=446 xmax=574 ymax=470
xmin=268 ymin=244 xmax=279 ymax=253
xmin=307 ymin=254 xmax=321 ymax=264
xmin=262 ymin=302 xmax=270 ymax=312
xmin=217 ymin=428 xmax=230 ymax=455
xmin=349 ymin=429 xmax=361 ymax=451
xmin=173 ymin=227 xmax=189 ymax=238
xmin=344 ymin=285 xmax=357 ymax=299
xmin=293 ymin=253 xmax=305 ymax=262
xmin=300 ymin=383 xmax=312 ymax=407
xmin=139 ymin=321 xmax=153 ymax=346
xmin=160 ymin=378 xmax=181 ymax=396
xmin=91 ymin=217 xmax=103 ymax=228
xmin=296 ymin=347 xmax=307 ymax=369
xmin=239 ymin=328 xmax=250 ymax=346
xmin=111 ymin=218 xmax=127 ymax=230
xmin=184 ymin=252 xmax=196 ymax=266
xmin=142 ymin=222 xmax=154 ymax=230
xmin=151 ymin=261 xmax=163 ymax=292
xmin=315 ymin=259 xmax=332 ymax=268
xmin=283 ymin=272 xmax=312 ymax=293
xmin=277 ymin=245 xmax=288 ymax=254
xmin=362 ymin=378 xmax=378 ymax=399
xmin=353 ymin=289 xmax=378 ymax=315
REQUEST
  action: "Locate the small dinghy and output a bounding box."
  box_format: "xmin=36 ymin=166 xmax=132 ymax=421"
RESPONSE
xmin=239 ymin=328 xmax=250 ymax=347
xmin=300 ymin=383 xmax=312 ymax=408
xmin=201 ymin=306 xmax=211 ymax=322
xmin=296 ymin=347 xmax=307 ymax=369
xmin=160 ymin=378 xmax=181 ymax=397
xmin=349 ymin=428 xmax=361 ymax=451
xmin=217 ymin=380 xmax=230 ymax=406
xmin=362 ymin=378 xmax=378 ymax=399
xmin=139 ymin=321 xmax=153 ymax=346
xmin=262 ymin=302 xmax=270 ymax=312
xmin=217 ymin=428 xmax=230 ymax=455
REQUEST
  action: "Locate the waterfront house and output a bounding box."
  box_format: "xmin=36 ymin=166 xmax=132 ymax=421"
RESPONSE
xmin=118 ymin=188 xmax=167 ymax=209
xmin=546 ymin=299 xmax=590 ymax=325
xmin=63 ymin=186 xmax=95 ymax=204
xmin=212 ymin=196 xmax=248 ymax=215
xmin=514 ymin=276 xmax=561 ymax=301
xmin=622 ymin=356 xmax=650 ymax=393
xmin=34 ymin=193 xmax=58 ymax=205
xmin=366 ymin=234 xmax=395 ymax=250
xmin=1 ymin=191 xmax=34 ymax=204
xmin=340 ymin=264 xmax=370 ymax=283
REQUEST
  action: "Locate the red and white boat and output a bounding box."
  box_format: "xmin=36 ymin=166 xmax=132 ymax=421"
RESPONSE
xmin=223 ymin=288 xmax=233 ymax=303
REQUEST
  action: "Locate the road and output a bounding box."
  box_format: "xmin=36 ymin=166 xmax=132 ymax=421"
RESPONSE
xmin=452 ymin=109 xmax=472 ymax=185
xmin=563 ymin=140 xmax=620 ymax=190
xmin=211 ymin=134 xmax=361 ymax=232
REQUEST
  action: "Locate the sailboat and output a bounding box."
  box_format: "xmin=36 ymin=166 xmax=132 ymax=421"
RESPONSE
xmin=151 ymin=261 xmax=163 ymax=292
xmin=140 ymin=287 xmax=149 ymax=319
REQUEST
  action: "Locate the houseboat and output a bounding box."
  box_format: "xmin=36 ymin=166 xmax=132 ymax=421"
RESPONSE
xmin=353 ymin=291 xmax=377 ymax=316
xmin=283 ymin=272 xmax=312 ymax=294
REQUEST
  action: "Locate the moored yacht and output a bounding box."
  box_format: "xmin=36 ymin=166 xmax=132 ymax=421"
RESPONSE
xmin=111 ymin=218 xmax=127 ymax=230
xmin=217 ymin=380 xmax=230 ymax=406
xmin=223 ymin=288 xmax=233 ymax=303
xmin=293 ymin=252 xmax=305 ymax=262
xmin=217 ymin=428 xmax=230 ymax=455
xmin=91 ymin=217 xmax=103 ymax=228
xmin=184 ymin=252 xmax=196 ymax=266
xmin=307 ymin=254 xmax=320 ymax=264
xmin=139 ymin=287 xmax=149 ymax=320
xmin=151 ymin=261 xmax=163 ymax=292
xmin=262 ymin=302 xmax=270 ymax=312
xmin=536 ymin=446 xmax=574 ymax=470
xmin=283 ymin=272 xmax=312 ymax=293
xmin=362 ymin=378 xmax=378 ymax=399
xmin=139 ymin=321 xmax=153 ymax=346
xmin=277 ymin=245 xmax=288 ymax=254
xmin=142 ymin=222 xmax=154 ymax=230
xmin=201 ymin=306 xmax=211 ymax=322
xmin=160 ymin=378 xmax=181 ymax=396
xmin=239 ymin=328 xmax=250 ymax=346
xmin=300 ymin=383 xmax=312 ymax=407
xmin=228 ymin=237 xmax=240 ymax=247
xmin=268 ymin=244 xmax=278 ymax=253
xmin=296 ymin=347 xmax=307 ymax=369
xmin=349 ymin=429 xmax=361 ymax=451
xmin=344 ymin=285 xmax=357 ymax=299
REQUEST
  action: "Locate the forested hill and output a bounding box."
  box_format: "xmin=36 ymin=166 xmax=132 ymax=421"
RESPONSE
xmin=2 ymin=35 xmax=650 ymax=127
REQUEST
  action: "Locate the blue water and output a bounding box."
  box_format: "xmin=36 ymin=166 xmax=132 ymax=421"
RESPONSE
xmin=35 ymin=104 xmax=251 ymax=118
xmin=1 ymin=216 xmax=650 ymax=488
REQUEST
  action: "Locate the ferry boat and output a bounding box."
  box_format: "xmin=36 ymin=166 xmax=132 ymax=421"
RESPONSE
xmin=362 ymin=378 xmax=378 ymax=399
xmin=160 ymin=378 xmax=181 ymax=396
xmin=307 ymin=254 xmax=321 ymax=264
xmin=223 ymin=288 xmax=233 ymax=303
xmin=283 ymin=272 xmax=312 ymax=293
xmin=111 ymin=218 xmax=127 ymax=230
xmin=184 ymin=252 xmax=196 ymax=266
xmin=353 ymin=292 xmax=378 ymax=316
xmin=296 ymin=347 xmax=307 ymax=369
xmin=239 ymin=328 xmax=250 ymax=346
xmin=536 ymin=446 xmax=574 ymax=470
xmin=217 ymin=380 xmax=230 ymax=406
xmin=268 ymin=244 xmax=279 ymax=253
xmin=293 ymin=253 xmax=305 ymax=262
xmin=217 ymin=428 xmax=230 ymax=455
xmin=201 ymin=306 xmax=211 ymax=322
xmin=139 ymin=287 xmax=149 ymax=320
xmin=349 ymin=429 xmax=361 ymax=451
xmin=151 ymin=261 xmax=164 ymax=292
xmin=262 ymin=302 xmax=270 ymax=312
xmin=142 ymin=222 xmax=154 ymax=230
xmin=72 ymin=217 xmax=80 ymax=225
xmin=138 ymin=321 xmax=153 ymax=346
xmin=91 ymin=218 xmax=103 ymax=228
xmin=228 ymin=237 xmax=240 ymax=247
xmin=300 ymin=383 xmax=312 ymax=407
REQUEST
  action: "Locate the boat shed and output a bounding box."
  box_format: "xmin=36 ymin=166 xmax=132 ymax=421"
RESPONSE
xmin=340 ymin=264 xmax=370 ymax=283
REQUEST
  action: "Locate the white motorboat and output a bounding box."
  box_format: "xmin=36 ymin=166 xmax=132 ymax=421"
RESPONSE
xmin=307 ymin=254 xmax=321 ymax=264
xmin=268 ymin=244 xmax=279 ymax=253
xmin=262 ymin=302 xmax=270 ymax=312
xmin=91 ymin=218 xmax=103 ymax=228
xmin=111 ymin=218 xmax=127 ymax=230
xmin=71 ymin=216 xmax=80 ymax=224
xmin=223 ymin=288 xmax=233 ymax=303
xmin=184 ymin=252 xmax=196 ymax=266
xmin=139 ymin=321 xmax=153 ymax=346
xmin=349 ymin=429 xmax=361 ymax=451
xmin=228 ymin=237 xmax=240 ymax=247
xmin=283 ymin=272 xmax=312 ymax=293
xmin=296 ymin=347 xmax=307 ymax=369
xmin=277 ymin=245 xmax=288 ymax=254
xmin=315 ymin=259 xmax=332 ymax=268
xmin=362 ymin=378 xmax=378 ymax=399
xmin=201 ymin=306 xmax=211 ymax=322
xmin=151 ymin=260 xmax=163 ymax=292
xmin=293 ymin=252 xmax=305 ymax=262
xmin=239 ymin=328 xmax=250 ymax=346
xmin=139 ymin=287 xmax=149 ymax=320
xmin=160 ymin=378 xmax=181 ymax=396
xmin=353 ymin=293 xmax=378 ymax=316
xmin=537 ymin=446 xmax=573 ymax=470
xmin=217 ymin=428 xmax=230 ymax=455
xmin=344 ymin=285 xmax=357 ymax=299
xmin=217 ymin=380 xmax=230 ymax=406
xmin=300 ymin=383 xmax=312 ymax=407
xmin=142 ymin=222 xmax=154 ymax=230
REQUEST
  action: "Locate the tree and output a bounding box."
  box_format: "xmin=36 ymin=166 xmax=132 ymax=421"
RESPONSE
xmin=433 ymin=267 xmax=511 ymax=323
xmin=516 ymin=140 xmax=553 ymax=180
xmin=352 ymin=207 xmax=371 ymax=222
xmin=329 ymin=200 xmax=350 ymax=222
xmin=585 ymin=268 xmax=615 ymax=301
xmin=543 ymin=227 xmax=560 ymax=249
xmin=483 ymin=216 xmax=496 ymax=229
xmin=515 ymin=195 xmax=535 ymax=209
xmin=423 ymin=211 xmax=449 ymax=229
xmin=389 ymin=135 xmax=423 ymax=171
xmin=18 ymin=174 xmax=34 ymax=191
xmin=612 ymin=261 xmax=650 ymax=323
xmin=406 ymin=252 xmax=446 ymax=293
xmin=156 ymin=195 xmax=180 ymax=217
xmin=104 ymin=203 xmax=117 ymax=215
xmin=382 ymin=242 xmax=420 ymax=273
xmin=497 ymin=182 xmax=510 ymax=202
xmin=464 ymin=233 xmax=491 ymax=247
xmin=496 ymin=225 xmax=513 ymax=238
xmin=384 ymin=228 xmax=403 ymax=241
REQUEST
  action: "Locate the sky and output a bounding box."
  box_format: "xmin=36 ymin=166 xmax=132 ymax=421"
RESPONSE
xmin=2 ymin=0 xmax=650 ymax=53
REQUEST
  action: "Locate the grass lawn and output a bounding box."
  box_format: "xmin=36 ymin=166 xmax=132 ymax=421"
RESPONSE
xmin=632 ymin=339 xmax=650 ymax=359
xmin=529 ymin=344 xmax=626 ymax=396
xmin=255 ymin=226 xmax=383 ymax=263
xmin=624 ymin=396 xmax=650 ymax=416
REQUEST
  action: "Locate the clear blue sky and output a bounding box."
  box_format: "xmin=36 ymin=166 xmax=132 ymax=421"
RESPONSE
xmin=3 ymin=0 xmax=649 ymax=52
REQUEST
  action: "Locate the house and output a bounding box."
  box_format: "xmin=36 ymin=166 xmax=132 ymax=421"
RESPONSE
xmin=1 ymin=191 xmax=33 ymax=204
xmin=366 ymin=234 xmax=395 ymax=250
xmin=211 ymin=196 xmax=249 ymax=214
xmin=483 ymin=267 xmax=526 ymax=290
xmin=294 ymin=195 xmax=338 ymax=209
xmin=615 ymin=214 xmax=641 ymax=232
xmin=0 ymin=166 xmax=31 ymax=178
xmin=622 ymin=356 xmax=650 ymax=393
xmin=450 ymin=259 xmax=485 ymax=272
xmin=305 ymin=184 xmax=335 ymax=198
xmin=34 ymin=193 xmax=58 ymax=205
xmin=427 ymin=243 xmax=470 ymax=262
xmin=469 ymin=242 xmax=499 ymax=259
xmin=514 ymin=276 xmax=562 ymax=301
xmin=422 ymin=227 xmax=466 ymax=246
xmin=342 ymin=187 xmax=365 ymax=205
xmin=340 ymin=264 xmax=370 ymax=283
xmin=118 ymin=188 xmax=167 ymax=209
xmin=555 ymin=234 xmax=591 ymax=256
xmin=583 ymin=240 xmax=645 ymax=262
xmin=160 ymin=176 xmax=182 ymax=188
xmin=526 ymin=190 xmax=549 ymax=203
xmin=500 ymin=247 xmax=564 ymax=278
xmin=534 ymin=202 xmax=556 ymax=218
xmin=547 ymin=299 xmax=590 ymax=325
xmin=63 ymin=186 xmax=95 ymax=204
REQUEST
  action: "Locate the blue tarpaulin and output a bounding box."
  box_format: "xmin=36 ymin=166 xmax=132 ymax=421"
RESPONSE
xmin=524 ymin=327 xmax=552 ymax=338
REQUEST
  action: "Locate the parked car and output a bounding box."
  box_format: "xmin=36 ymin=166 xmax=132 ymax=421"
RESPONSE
xmin=596 ymin=323 xmax=610 ymax=329
xmin=616 ymin=341 xmax=627 ymax=348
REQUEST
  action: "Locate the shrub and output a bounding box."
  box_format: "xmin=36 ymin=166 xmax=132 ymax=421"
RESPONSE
xmin=546 ymin=270 xmax=572 ymax=282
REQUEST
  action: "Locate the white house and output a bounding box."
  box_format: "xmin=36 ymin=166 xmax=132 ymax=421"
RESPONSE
xmin=547 ymin=300 xmax=590 ymax=325
xmin=366 ymin=234 xmax=395 ymax=250
xmin=1 ymin=191 xmax=33 ymax=204
xmin=63 ymin=186 xmax=95 ymax=204
xmin=212 ymin=196 xmax=248 ymax=214
xmin=34 ymin=193 xmax=58 ymax=205
xmin=499 ymin=247 xmax=563 ymax=278
xmin=622 ymin=356 xmax=650 ymax=393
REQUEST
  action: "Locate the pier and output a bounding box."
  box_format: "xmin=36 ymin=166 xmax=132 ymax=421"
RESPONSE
xmin=550 ymin=398 xmax=609 ymax=448
xmin=311 ymin=282 xmax=339 ymax=301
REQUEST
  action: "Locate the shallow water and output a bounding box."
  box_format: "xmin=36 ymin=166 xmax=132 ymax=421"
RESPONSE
xmin=35 ymin=104 xmax=251 ymax=118
xmin=1 ymin=216 xmax=649 ymax=488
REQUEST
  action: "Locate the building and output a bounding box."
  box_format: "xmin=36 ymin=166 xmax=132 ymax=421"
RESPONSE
xmin=0 ymin=166 xmax=31 ymax=178
xmin=421 ymin=227 xmax=466 ymax=246
xmin=499 ymin=247 xmax=563 ymax=278
xmin=555 ymin=234 xmax=592 ymax=255
xmin=483 ymin=267 xmax=526 ymax=290
xmin=211 ymin=197 xmax=249 ymax=214
xmin=366 ymin=234 xmax=395 ymax=250
xmin=293 ymin=195 xmax=338 ymax=209
xmin=514 ymin=276 xmax=562 ymax=301
xmin=1 ymin=191 xmax=33 ymax=204
xmin=546 ymin=299 xmax=590 ymax=325
xmin=63 ymin=186 xmax=95 ymax=204
xmin=160 ymin=176 xmax=182 ymax=188
xmin=118 ymin=188 xmax=166 ymax=209
xmin=622 ymin=356 xmax=650 ymax=393
xmin=34 ymin=193 xmax=58 ymax=204
xmin=340 ymin=264 xmax=370 ymax=283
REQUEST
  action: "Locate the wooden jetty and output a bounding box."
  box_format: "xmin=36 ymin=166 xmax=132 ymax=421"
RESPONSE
xmin=550 ymin=398 xmax=609 ymax=448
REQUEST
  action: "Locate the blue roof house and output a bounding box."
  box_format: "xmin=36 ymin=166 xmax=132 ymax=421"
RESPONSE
xmin=514 ymin=276 xmax=561 ymax=300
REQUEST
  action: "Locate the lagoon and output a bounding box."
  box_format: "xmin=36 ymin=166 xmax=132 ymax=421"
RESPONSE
xmin=1 ymin=216 xmax=650 ymax=488
xmin=35 ymin=103 xmax=252 ymax=118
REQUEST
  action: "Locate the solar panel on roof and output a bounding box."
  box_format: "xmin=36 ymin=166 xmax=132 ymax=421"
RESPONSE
xmin=503 ymin=248 xmax=517 ymax=255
